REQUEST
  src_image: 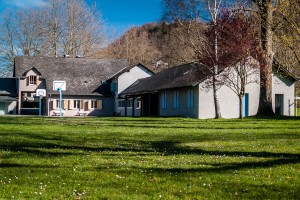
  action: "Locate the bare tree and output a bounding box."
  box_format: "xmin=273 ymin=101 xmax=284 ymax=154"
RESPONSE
xmin=62 ymin=0 xmax=106 ymax=57
xmin=0 ymin=0 xmax=107 ymax=76
xmin=0 ymin=10 xmax=18 ymax=76
xmin=0 ymin=8 xmax=44 ymax=75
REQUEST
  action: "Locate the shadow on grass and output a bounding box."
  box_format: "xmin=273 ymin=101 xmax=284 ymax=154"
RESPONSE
xmin=1 ymin=130 xmax=299 ymax=173
xmin=0 ymin=162 xmax=58 ymax=168
xmin=129 ymin=157 xmax=299 ymax=174
xmin=132 ymin=141 xmax=300 ymax=173
xmin=94 ymin=141 xmax=300 ymax=173
xmin=149 ymin=141 xmax=300 ymax=159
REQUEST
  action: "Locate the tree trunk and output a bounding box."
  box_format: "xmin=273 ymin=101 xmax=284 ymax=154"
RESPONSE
xmin=213 ymin=20 xmax=222 ymax=118
xmin=213 ymin=70 xmax=222 ymax=118
xmin=239 ymin=95 xmax=243 ymax=119
xmin=257 ymin=0 xmax=274 ymax=115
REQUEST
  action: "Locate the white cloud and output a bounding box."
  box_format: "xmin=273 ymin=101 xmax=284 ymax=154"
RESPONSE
xmin=3 ymin=0 xmax=47 ymax=8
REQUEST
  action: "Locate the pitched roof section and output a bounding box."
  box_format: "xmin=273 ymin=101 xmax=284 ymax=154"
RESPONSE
xmin=273 ymin=59 xmax=299 ymax=81
xmin=107 ymin=63 xmax=154 ymax=80
xmin=0 ymin=78 xmax=18 ymax=96
xmin=121 ymin=63 xmax=209 ymax=96
xmin=14 ymin=56 xmax=129 ymax=95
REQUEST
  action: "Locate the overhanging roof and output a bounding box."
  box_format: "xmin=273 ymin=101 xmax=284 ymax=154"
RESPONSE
xmin=0 ymin=96 xmax=18 ymax=102
xmin=0 ymin=78 xmax=18 ymax=96
xmin=120 ymin=63 xmax=210 ymax=96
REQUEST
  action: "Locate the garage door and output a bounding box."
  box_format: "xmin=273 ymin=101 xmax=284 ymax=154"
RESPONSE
xmin=0 ymin=102 xmax=5 ymax=115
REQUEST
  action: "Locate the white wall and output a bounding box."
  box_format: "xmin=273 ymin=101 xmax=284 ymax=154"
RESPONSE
xmin=117 ymin=65 xmax=153 ymax=94
xmin=198 ymin=69 xmax=260 ymax=119
xmin=48 ymin=96 xmax=114 ymax=117
xmin=115 ymin=65 xmax=153 ymax=115
xmin=0 ymin=101 xmax=17 ymax=115
xmin=198 ymin=69 xmax=295 ymax=118
xmin=272 ymin=73 xmax=295 ymax=116
xmin=7 ymin=101 xmax=17 ymax=114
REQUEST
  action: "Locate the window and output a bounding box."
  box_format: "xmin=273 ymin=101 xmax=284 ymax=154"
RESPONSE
xmin=28 ymin=75 xmax=37 ymax=85
xmin=118 ymin=100 xmax=133 ymax=108
xmin=187 ymin=89 xmax=194 ymax=108
xmin=127 ymin=100 xmax=133 ymax=107
xmin=118 ymin=100 xmax=126 ymax=108
xmin=174 ymin=91 xmax=180 ymax=108
xmin=74 ymin=100 xmax=80 ymax=109
xmin=137 ymin=99 xmax=141 ymax=109
xmin=161 ymin=91 xmax=167 ymax=109
xmin=91 ymin=100 xmax=97 ymax=109
xmin=56 ymin=100 xmax=60 ymax=109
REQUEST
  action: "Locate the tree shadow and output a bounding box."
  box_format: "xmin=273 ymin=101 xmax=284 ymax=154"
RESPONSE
xmin=0 ymin=162 xmax=59 ymax=169
xmin=132 ymin=140 xmax=300 ymax=173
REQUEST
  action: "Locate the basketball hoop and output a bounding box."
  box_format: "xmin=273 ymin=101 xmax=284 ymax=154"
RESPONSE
xmin=53 ymin=81 xmax=66 ymax=118
xmin=53 ymin=81 xmax=66 ymax=91
xmin=36 ymin=89 xmax=46 ymax=97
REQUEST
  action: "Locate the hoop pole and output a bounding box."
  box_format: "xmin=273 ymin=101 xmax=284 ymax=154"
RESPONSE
xmin=58 ymin=88 xmax=62 ymax=118
xmin=39 ymin=96 xmax=42 ymax=116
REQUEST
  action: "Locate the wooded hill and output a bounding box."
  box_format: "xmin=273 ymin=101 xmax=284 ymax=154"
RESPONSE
xmin=98 ymin=21 xmax=299 ymax=78
xmin=97 ymin=22 xmax=199 ymax=72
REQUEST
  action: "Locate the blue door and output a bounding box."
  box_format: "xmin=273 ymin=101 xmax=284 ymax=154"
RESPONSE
xmin=243 ymin=94 xmax=249 ymax=117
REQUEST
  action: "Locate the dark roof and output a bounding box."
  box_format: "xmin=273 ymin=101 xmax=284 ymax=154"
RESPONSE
xmin=22 ymin=67 xmax=42 ymax=76
xmin=0 ymin=78 xmax=18 ymax=97
xmin=0 ymin=96 xmax=18 ymax=102
xmin=120 ymin=63 xmax=209 ymax=96
xmin=14 ymin=56 xmax=129 ymax=95
xmin=273 ymin=59 xmax=299 ymax=81
xmin=122 ymin=59 xmax=299 ymax=97
xmin=107 ymin=63 xmax=154 ymax=80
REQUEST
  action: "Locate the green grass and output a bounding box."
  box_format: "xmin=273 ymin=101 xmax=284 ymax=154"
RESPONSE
xmin=0 ymin=116 xmax=299 ymax=199
xmin=297 ymin=108 xmax=300 ymax=116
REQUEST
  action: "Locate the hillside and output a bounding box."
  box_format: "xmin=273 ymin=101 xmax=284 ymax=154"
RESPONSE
xmin=96 ymin=22 xmax=200 ymax=72
xmin=96 ymin=22 xmax=299 ymax=84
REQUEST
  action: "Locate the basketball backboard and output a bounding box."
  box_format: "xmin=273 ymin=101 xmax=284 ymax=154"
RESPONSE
xmin=53 ymin=81 xmax=66 ymax=91
xmin=36 ymin=89 xmax=46 ymax=97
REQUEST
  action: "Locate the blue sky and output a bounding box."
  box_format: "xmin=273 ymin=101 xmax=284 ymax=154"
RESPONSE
xmin=0 ymin=0 xmax=162 ymax=35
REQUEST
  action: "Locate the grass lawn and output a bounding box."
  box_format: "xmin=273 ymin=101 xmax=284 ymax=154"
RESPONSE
xmin=297 ymin=108 xmax=300 ymax=116
xmin=0 ymin=116 xmax=299 ymax=199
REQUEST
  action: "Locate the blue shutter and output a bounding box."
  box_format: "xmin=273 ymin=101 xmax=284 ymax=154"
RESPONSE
xmin=243 ymin=93 xmax=249 ymax=117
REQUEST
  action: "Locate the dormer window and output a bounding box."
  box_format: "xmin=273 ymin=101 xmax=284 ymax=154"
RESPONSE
xmin=28 ymin=75 xmax=37 ymax=85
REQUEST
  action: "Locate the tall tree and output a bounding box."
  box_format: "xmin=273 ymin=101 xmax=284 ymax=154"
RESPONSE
xmin=162 ymin=0 xmax=224 ymax=118
xmin=62 ymin=0 xmax=106 ymax=57
xmin=0 ymin=0 xmax=107 ymax=77
xmin=0 ymin=11 xmax=18 ymax=76
xmin=252 ymin=0 xmax=300 ymax=115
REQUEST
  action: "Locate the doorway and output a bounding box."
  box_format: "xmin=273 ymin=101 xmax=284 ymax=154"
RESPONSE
xmin=275 ymin=94 xmax=284 ymax=115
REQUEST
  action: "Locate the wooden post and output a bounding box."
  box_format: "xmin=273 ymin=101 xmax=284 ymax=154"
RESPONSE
xmin=125 ymin=96 xmax=128 ymax=117
xmin=132 ymin=96 xmax=136 ymax=117
xmin=141 ymin=95 xmax=143 ymax=117
xmin=148 ymin=94 xmax=151 ymax=116
xmin=296 ymin=98 xmax=297 ymax=116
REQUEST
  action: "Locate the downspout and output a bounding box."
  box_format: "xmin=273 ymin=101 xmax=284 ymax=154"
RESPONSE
xmin=18 ymin=77 xmax=21 ymax=115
